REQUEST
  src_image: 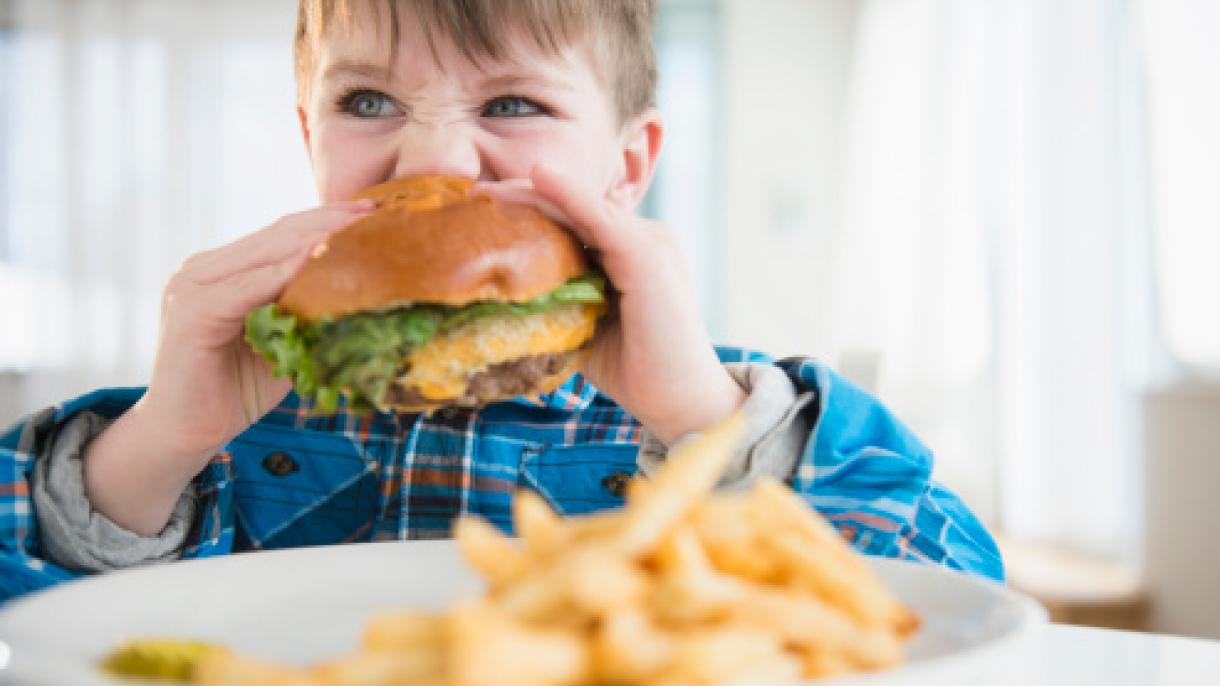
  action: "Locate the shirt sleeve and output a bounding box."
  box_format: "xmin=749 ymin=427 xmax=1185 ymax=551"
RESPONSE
xmin=777 ymin=356 xmax=1004 ymax=581
xmin=2 ymin=387 xmax=244 ymax=600
xmin=638 ymin=354 xmax=1004 ymax=582
xmin=30 ymin=410 xmax=197 ymax=572
xmin=2 ymin=407 xmax=79 ymax=600
xmin=636 ymin=362 xmax=813 ymax=490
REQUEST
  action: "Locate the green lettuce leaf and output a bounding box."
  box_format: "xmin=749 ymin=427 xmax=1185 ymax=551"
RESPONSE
xmin=245 ymin=272 xmax=606 ymax=414
xmin=441 ymin=272 xmax=607 ymax=329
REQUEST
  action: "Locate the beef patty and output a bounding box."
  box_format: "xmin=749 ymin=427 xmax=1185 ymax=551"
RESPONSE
xmin=387 ymin=350 xmax=579 ymax=409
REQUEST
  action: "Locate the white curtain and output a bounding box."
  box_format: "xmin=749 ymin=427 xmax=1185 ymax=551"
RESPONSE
xmin=828 ymin=0 xmax=1158 ymax=558
xmin=0 ymin=0 xmax=314 ymax=412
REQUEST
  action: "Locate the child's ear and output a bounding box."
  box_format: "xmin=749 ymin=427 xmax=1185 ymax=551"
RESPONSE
xmin=609 ymin=108 xmax=663 ymax=211
xmin=297 ymin=105 xmax=314 ymax=162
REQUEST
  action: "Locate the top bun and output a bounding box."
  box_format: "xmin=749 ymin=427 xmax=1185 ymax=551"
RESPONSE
xmin=279 ymin=176 xmax=590 ymax=323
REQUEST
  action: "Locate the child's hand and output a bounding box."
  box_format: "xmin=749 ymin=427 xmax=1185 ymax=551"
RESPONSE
xmin=140 ymin=201 xmax=374 ymax=460
xmin=474 ymin=166 xmax=745 ymax=445
xmin=82 ymin=201 xmax=374 ymax=537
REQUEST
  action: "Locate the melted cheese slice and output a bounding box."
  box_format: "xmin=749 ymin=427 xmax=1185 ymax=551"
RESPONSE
xmin=399 ymin=302 xmax=602 ymax=401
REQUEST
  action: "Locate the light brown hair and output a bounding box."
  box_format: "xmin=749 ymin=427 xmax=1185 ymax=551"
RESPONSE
xmin=294 ymin=0 xmax=657 ymax=124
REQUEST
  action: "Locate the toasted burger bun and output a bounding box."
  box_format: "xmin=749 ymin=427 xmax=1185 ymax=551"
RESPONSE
xmin=279 ymin=175 xmax=590 ymax=323
xmin=275 ymin=175 xmax=605 ymax=412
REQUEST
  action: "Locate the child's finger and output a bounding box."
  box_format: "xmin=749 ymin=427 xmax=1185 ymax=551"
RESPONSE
xmin=526 ymin=164 xmax=637 ymax=256
xmin=209 ymin=244 xmax=317 ymax=323
xmin=469 ymin=181 xmax=574 ymax=233
xmin=185 ymin=201 xmax=372 ymax=285
xmin=190 ymin=201 xmax=370 ymax=283
xmin=469 ymin=178 xmax=533 ymax=194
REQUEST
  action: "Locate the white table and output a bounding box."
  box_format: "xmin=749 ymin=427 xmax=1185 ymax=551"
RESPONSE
xmin=1018 ymin=624 xmax=1220 ymax=684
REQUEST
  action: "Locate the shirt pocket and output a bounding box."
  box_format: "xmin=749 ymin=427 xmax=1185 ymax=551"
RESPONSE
xmin=519 ymin=442 xmax=639 ymax=517
xmin=227 ymin=424 xmax=379 ymax=550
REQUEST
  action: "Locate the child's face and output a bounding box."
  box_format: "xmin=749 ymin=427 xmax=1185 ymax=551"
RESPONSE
xmin=298 ymin=5 xmax=629 ymax=203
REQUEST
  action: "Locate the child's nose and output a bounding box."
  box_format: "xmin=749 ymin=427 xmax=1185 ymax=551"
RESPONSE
xmin=392 ymin=123 xmax=483 ymax=181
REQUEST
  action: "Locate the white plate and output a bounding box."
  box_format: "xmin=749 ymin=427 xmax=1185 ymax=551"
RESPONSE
xmin=0 ymin=540 xmax=1045 ymax=685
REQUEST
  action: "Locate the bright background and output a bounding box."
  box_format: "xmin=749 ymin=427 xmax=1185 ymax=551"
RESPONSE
xmin=2 ymin=0 xmax=1218 ymax=637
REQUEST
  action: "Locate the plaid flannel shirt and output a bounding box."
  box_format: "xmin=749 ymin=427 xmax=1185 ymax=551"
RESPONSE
xmin=0 ymin=347 xmax=1003 ymax=602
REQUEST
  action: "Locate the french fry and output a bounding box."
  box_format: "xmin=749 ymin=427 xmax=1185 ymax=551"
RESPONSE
xmin=492 ymin=563 xmax=570 ymax=624
xmin=592 ymin=607 xmax=674 ymax=684
xmin=715 ymin=655 xmax=804 ymax=686
xmin=312 ymin=652 xmax=443 ymax=686
xmin=362 ymin=612 xmax=446 ymax=653
xmin=747 ymin=477 xmax=868 ymax=571
xmin=688 ymin=495 xmax=783 ymax=584
xmin=625 ymin=474 xmax=654 ymax=501
xmin=512 ymin=489 xmax=569 ymax=558
xmin=748 ymin=478 xmax=906 ymax=629
xmin=560 ymin=545 xmax=650 ymax=616
xmin=649 ymin=528 xmax=748 ymax=625
xmin=894 ymin=606 xmax=923 ymax=637
xmin=612 ymin=413 xmax=745 ymax=558
xmin=448 ymin=600 xmax=589 ymax=686
xmin=495 ymin=544 xmax=648 ymax=624
xmin=763 ymin=530 xmax=904 ymax=630
xmin=802 ymin=648 xmax=856 ymax=678
xmin=567 ymin=508 xmax=627 ymax=542
xmin=649 ymin=526 xmax=712 ymax=575
xmin=650 ymin=565 xmax=747 ymax=627
xmin=654 ymin=626 xmax=797 ymax=686
xmin=731 ymin=586 xmax=903 ymax=669
xmin=194 ymin=651 xmax=316 ymax=686
xmin=741 ymin=476 xmax=858 ymax=549
xmin=453 ymin=516 xmax=529 ymax=588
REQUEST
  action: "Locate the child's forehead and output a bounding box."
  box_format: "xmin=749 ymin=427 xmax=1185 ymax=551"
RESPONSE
xmin=314 ymin=1 xmax=603 ymax=87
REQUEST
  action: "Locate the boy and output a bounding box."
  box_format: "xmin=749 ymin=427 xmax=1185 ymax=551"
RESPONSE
xmin=0 ymin=0 xmax=1001 ymax=602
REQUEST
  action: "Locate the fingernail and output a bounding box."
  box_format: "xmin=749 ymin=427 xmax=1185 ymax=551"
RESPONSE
xmin=336 ymin=198 xmax=376 ymax=212
xmin=469 ymin=184 xmax=501 ymax=202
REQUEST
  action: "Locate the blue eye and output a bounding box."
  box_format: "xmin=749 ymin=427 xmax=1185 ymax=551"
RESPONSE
xmin=338 ymin=90 xmax=401 ymax=118
xmin=482 ymin=96 xmax=547 ymax=118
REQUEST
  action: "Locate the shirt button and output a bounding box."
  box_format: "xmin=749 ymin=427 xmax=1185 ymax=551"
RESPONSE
xmin=261 ymin=451 xmax=299 ymax=477
xmin=601 ymin=471 xmax=632 ymax=498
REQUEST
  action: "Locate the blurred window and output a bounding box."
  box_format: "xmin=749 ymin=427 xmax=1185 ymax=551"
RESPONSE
xmin=0 ymin=0 xmax=314 ymax=408
xmin=648 ymin=0 xmax=721 ymax=333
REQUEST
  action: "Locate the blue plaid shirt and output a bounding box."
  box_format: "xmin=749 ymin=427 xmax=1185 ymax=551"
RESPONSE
xmin=0 ymin=347 xmax=1003 ymax=602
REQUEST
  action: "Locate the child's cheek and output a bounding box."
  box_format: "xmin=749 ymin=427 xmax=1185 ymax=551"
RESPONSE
xmin=313 ymin=127 xmax=395 ymax=202
xmin=501 ymin=131 xmax=605 ymax=185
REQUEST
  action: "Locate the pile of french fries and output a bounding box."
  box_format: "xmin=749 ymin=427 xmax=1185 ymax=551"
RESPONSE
xmin=196 ymin=414 xmax=918 ymax=686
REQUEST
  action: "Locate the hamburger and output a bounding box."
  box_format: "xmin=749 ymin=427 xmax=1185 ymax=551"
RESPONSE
xmin=245 ymin=175 xmax=608 ymax=414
